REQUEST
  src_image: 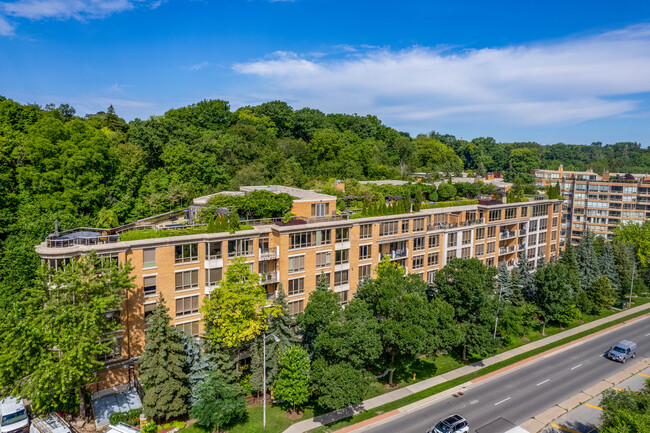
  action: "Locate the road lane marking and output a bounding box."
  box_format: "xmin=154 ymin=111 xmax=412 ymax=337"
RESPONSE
xmin=494 ymin=397 xmax=511 ymax=406
xmin=570 ymin=363 xmax=583 ymax=370
xmin=585 ymin=403 xmax=604 ymax=411
xmin=551 ymin=424 xmax=582 ymax=433
xmin=536 ymin=379 xmax=550 ymax=386
xmin=639 ymin=373 xmax=650 ymax=378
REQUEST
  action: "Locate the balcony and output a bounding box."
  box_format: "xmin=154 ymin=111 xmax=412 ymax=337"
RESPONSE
xmin=259 ymin=246 xmax=279 ymax=261
xmin=519 ymin=228 xmax=527 ymax=235
xmin=380 ymin=248 xmax=409 ymax=260
xmin=499 ymin=246 xmax=516 ymax=255
xmin=500 ymin=230 xmax=517 ymax=240
xmin=518 ymin=243 xmax=526 ymax=251
xmin=259 ymin=271 xmax=280 ymax=285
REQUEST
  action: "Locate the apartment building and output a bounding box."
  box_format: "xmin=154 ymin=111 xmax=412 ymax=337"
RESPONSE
xmin=35 ymin=185 xmax=562 ymax=392
xmin=533 ymin=166 xmax=650 ymax=243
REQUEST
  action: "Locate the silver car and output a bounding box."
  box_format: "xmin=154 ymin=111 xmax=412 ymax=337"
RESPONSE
xmin=426 ymin=414 xmax=469 ymax=433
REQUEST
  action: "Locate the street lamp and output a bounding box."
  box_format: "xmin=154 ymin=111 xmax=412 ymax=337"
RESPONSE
xmin=263 ymin=333 xmax=280 ymax=430
xmin=628 ymin=259 xmax=650 ymax=309
xmin=494 ymin=284 xmax=524 ymax=338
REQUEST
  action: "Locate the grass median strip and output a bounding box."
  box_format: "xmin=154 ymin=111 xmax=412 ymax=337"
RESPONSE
xmin=310 ymin=308 xmax=650 ymax=433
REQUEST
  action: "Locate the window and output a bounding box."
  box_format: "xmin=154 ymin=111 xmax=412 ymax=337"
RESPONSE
xmin=475 ymin=244 xmax=484 ymax=257
xmin=413 ymin=218 xmax=425 ymax=232
xmin=312 ymin=203 xmax=330 ymax=217
xmin=427 ymin=271 xmax=436 ymax=284
xmin=539 ymin=219 xmax=548 ymax=230
xmin=521 ymin=206 xmax=528 ymax=217
xmin=429 ymin=235 xmax=440 ymax=248
xmin=412 ymin=255 xmax=424 ymax=270
xmin=528 ymin=234 xmax=537 ymax=246
xmin=359 ymin=264 xmax=371 ymax=280
xmin=228 ymin=239 xmax=253 ymax=257
xmin=447 ymin=232 xmax=457 ymax=248
xmin=487 ymin=242 xmax=496 ymax=254
xmin=316 ymin=251 xmax=331 ymax=268
xmin=359 ymin=244 xmax=372 ymax=261
xmin=487 ymin=226 xmax=496 ymax=238
xmin=176 ymin=320 xmax=200 ymax=337
xmin=205 ymin=268 xmax=222 ymax=286
xmin=316 ymin=272 xmax=331 ymax=288
xmin=176 ymin=295 xmax=199 ymax=317
xmin=334 ymin=270 xmax=349 ymax=286
xmin=428 ymin=252 xmax=439 ymax=267
xmin=143 ymin=249 xmax=156 ymax=268
xmin=288 ymin=278 xmax=304 ymax=296
xmin=486 ymin=257 xmax=495 ymax=267
xmin=380 ymin=221 xmax=399 ymax=236
xmin=97 ymin=337 xmax=122 ymax=362
xmin=413 ymin=237 xmax=425 ymax=251
xmin=552 ymin=217 xmax=558 ymax=228
xmin=288 ymin=300 xmax=304 ymax=315
xmin=529 ymin=220 xmax=538 ymax=232
xmin=360 ymin=224 xmax=373 ymax=239
xmin=288 ymin=255 xmax=305 ymax=273
xmin=175 ymin=270 xmax=199 ymax=291
xmin=475 ymin=228 xmax=485 ymax=240
xmin=143 ymin=275 xmax=157 ymax=297
xmin=532 ymin=204 xmax=548 ymax=217
xmin=489 ymin=209 xmax=501 ymax=222
xmin=175 ymin=244 xmax=198 ymax=263
xmin=338 ymin=290 xmax=349 ymax=305
xmin=402 ymin=220 xmax=410 ymax=233
xmin=289 ymin=230 xmax=331 ymax=249
xmin=144 ymin=302 xmax=156 ymax=324
xmin=207 ymin=242 xmax=222 ymax=260
xmin=553 ymin=203 xmax=560 ymax=213
xmin=462 ymin=230 xmax=471 ymax=245
xmin=335 ymin=227 xmax=350 ymax=242
xmin=552 ymin=230 xmax=557 ymax=241
xmin=335 ymin=249 xmax=349 ymax=265
xmin=461 ymin=247 xmax=471 ymax=259
xmin=505 ymin=208 xmax=516 ymax=220
xmin=446 ymin=250 xmax=456 ymax=263
xmin=538 ymin=232 xmax=547 ymax=244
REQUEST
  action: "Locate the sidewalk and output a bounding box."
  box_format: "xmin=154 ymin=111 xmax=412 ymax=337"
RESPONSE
xmin=283 ymin=304 xmax=650 ymax=433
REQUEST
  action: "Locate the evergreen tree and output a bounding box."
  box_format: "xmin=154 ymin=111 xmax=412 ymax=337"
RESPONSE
xmin=516 ymin=252 xmax=536 ymax=302
xmin=180 ymin=332 xmax=215 ymax=406
xmin=588 ymin=275 xmax=617 ymax=314
xmin=576 ymin=231 xmax=599 ymax=292
xmin=228 ymin=208 xmax=240 ymax=232
xmin=560 ymin=241 xmax=581 ymax=292
xmin=139 ymin=298 xmax=189 ymax=421
xmin=297 ymin=274 xmax=342 ymax=354
xmin=534 ymin=263 xmax=573 ymax=334
xmin=206 ymin=339 xmax=238 ymax=384
xmin=613 ymin=239 xmax=635 ymax=298
xmin=413 ymin=189 xmax=423 ymax=212
xmin=497 ymin=262 xmax=513 ymax=300
xmin=599 ymin=241 xmax=619 ymax=291
xmin=509 ymin=267 xmax=526 ymax=307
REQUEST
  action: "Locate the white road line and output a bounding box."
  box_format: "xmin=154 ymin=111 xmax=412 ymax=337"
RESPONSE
xmin=571 ymin=363 xmax=583 ymax=370
xmin=494 ymin=397 xmax=511 ymax=406
xmin=536 ymin=379 xmax=550 ymax=386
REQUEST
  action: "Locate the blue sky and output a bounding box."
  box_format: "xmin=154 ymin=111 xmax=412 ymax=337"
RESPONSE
xmin=1 ymin=0 xmax=650 ymax=145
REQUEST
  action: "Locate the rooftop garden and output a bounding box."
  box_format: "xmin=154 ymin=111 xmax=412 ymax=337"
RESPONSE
xmin=199 ymin=190 xmax=294 ymax=221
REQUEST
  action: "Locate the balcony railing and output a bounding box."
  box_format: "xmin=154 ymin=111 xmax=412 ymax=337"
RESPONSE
xmin=259 ymin=246 xmax=279 ymax=261
xmin=380 ymin=248 xmax=409 ymax=260
xmin=259 ymin=271 xmax=280 ymax=285
xmin=500 ymin=230 xmax=517 ymax=240
xmin=499 ymin=246 xmax=516 ymax=255
xmin=45 ymin=228 xmax=120 ymax=248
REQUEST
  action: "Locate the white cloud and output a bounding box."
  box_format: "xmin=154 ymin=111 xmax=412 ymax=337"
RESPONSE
xmin=0 ymin=0 xmax=160 ymax=34
xmin=186 ymin=61 xmax=210 ymax=71
xmin=0 ymin=13 xmax=14 ymax=34
xmin=233 ymin=25 xmax=650 ymax=128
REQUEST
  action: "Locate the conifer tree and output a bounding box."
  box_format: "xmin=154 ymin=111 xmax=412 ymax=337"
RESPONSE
xmin=228 ymin=208 xmax=240 ymax=232
xmin=516 ymin=252 xmax=536 ymax=302
xmin=577 ymin=231 xmax=599 ymax=292
xmin=560 ymin=241 xmax=581 ymax=292
xmin=413 ymin=190 xmax=423 ymax=212
xmin=599 ymin=241 xmax=619 ymax=291
xmin=206 ymin=339 xmax=238 ymax=384
xmin=139 ymin=298 xmax=189 ymax=421
xmin=497 ymin=262 xmax=513 ymax=300
xmin=180 ymin=332 xmax=215 ymax=406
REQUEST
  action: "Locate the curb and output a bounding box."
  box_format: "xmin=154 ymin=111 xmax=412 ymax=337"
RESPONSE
xmin=330 ymin=311 xmax=650 ymax=433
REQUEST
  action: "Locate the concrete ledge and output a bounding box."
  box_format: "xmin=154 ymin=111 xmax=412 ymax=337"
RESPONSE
xmin=558 ymin=392 xmax=592 ymax=411
xmin=606 ymin=370 xmax=632 ymax=384
xmin=534 ymin=406 xmax=567 ymax=425
xmin=583 ymin=380 xmax=612 ymax=397
xmin=520 ymin=418 xmax=545 ymax=433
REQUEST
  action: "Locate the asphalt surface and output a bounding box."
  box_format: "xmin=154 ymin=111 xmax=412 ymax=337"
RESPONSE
xmin=360 ymin=315 xmax=650 ymax=433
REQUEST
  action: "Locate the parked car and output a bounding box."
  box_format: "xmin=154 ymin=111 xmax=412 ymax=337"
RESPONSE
xmin=0 ymin=398 xmax=29 ymax=433
xmin=607 ymin=340 xmax=637 ymax=363
xmin=426 ymin=414 xmax=469 ymax=433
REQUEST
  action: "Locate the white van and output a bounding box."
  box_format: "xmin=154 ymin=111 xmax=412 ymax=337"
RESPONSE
xmin=0 ymin=398 xmax=29 ymax=433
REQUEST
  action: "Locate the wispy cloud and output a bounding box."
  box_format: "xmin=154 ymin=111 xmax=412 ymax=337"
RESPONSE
xmin=0 ymin=0 xmax=161 ymax=35
xmin=234 ymin=24 xmax=650 ymax=128
xmin=185 ymin=61 xmax=210 ymax=71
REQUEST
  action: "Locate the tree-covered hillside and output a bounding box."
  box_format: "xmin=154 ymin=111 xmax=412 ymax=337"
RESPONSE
xmin=0 ymin=96 xmax=646 ymax=302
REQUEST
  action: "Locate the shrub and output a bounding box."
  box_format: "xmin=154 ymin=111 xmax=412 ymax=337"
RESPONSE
xmin=108 ymin=408 xmax=143 ymax=426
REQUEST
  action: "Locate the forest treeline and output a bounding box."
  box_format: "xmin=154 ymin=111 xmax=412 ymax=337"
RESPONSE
xmin=0 ymin=96 xmax=646 ymax=302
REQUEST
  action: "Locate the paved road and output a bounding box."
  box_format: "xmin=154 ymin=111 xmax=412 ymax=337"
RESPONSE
xmin=360 ymin=315 xmax=650 ymax=433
